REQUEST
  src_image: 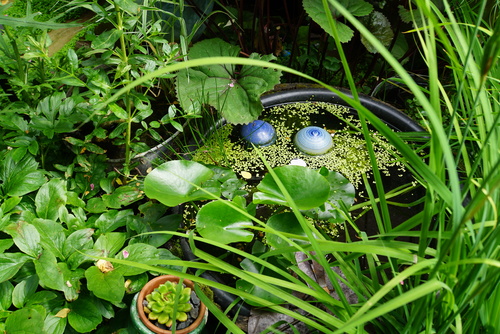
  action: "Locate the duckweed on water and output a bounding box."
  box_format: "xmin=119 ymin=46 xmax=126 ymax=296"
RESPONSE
xmin=192 ymin=102 xmax=406 ymax=187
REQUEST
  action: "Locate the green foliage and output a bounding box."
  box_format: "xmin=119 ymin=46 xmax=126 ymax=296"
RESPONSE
xmin=0 ymin=149 xmax=181 ymax=332
xmin=144 ymin=160 xmax=219 ymax=206
xmin=2 ymin=0 xmax=84 ymax=23
xmin=303 ymin=0 xmax=373 ymax=43
xmin=196 ymin=199 xmax=254 ymax=244
xmin=144 ymin=280 xmax=192 ymax=327
xmin=254 ymin=165 xmax=331 ymax=210
xmin=176 ymin=38 xmax=282 ymax=124
xmin=144 ymin=160 xmax=355 ymax=246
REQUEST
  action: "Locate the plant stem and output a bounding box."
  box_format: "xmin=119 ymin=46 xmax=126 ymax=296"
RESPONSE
xmin=3 ymin=25 xmax=31 ymax=104
xmin=114 ymin=1 xmax=133 ymax=177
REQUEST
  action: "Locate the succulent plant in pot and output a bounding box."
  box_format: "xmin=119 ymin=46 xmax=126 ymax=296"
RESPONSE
xmin=131 ymin=275 xmax=207 ymax=334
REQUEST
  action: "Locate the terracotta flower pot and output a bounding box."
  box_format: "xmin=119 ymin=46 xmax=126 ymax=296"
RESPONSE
xmin=133 ymin=275 xmax=207 ymax=334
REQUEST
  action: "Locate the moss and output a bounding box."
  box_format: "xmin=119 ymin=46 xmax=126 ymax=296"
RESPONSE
xmin=193 ymin=101 xmax=406 ymax=188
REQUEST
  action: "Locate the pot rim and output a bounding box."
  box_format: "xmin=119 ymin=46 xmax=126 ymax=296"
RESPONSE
xmin=261 ymin=84 xmax=424 ymax=133
xmin=136 ymin=275 xmax=207 ymax=334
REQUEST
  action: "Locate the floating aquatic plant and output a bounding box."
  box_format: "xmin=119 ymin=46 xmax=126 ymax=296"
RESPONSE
xmin=192 ymin=101 xmax=405 ymax=187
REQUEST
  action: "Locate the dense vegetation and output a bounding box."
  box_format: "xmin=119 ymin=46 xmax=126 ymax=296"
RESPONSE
xmin=0 ymin=0 xmax=498 ymax=333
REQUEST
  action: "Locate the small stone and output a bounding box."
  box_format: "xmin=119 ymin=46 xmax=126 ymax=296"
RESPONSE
xmin=289 ymin=158 xmax=307 ymax=167
xmin=190 ymin=291 xmax=200 ymax=306
xmin=177 ymin=321 xmax=188 ymax=330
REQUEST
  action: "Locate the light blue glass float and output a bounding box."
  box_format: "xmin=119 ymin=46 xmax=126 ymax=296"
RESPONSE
xmin=241 ymin=120 xmax=277 ymax=147
xmin=294 ymin=126 xmax=333 ymax=155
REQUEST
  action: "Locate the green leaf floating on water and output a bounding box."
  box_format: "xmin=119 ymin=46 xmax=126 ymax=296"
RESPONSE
xmin=196 ymin=200 xmax=254 ymax=244
xmin=266 ymin=212 xmax=310 ymax=250
xmin=254 ymin=165 xmax=330 ymax=210
xmin=144 ymin=160 xmax=220 ymax=207
xmin=176 ymin=38 xmax=282 ymax=124
xmin=302 ymin=169 xmax=355 ymax=222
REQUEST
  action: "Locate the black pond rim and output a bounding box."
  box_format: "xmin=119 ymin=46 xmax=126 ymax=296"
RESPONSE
xmin=181 ymin=86 xmax=425 ymax=318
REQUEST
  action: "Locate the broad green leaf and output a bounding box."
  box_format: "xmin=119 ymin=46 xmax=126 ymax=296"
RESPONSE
xmin=66 ymin=249 xmax=102 ymax=271
xmin=114 ymin=243 xmax=160 ymax=276
xmin=58 ymin=263 xmax=84 ymax=301
xmin=34 ymin=250 xmax=65 ymax=292
xmin=94 ymin=297 xmax=116 ymax=319
xmin=1 ymin=196 xmax=22 ymax=213
xmin=266 ymin=212 xmax=310 ymax=250
xmin=35 ymin=179 xmax=67 ymax=221
xmin=130 ymin=213 xmax=181 ymax=247
xmin=68 ymin=295 xmax=102 ymax=333
xmin=66 ymin=192 xmax=85 ymax=208
xmin=254 ymin=166 xmax=330 ymax=210
xmin=0 ymin=154 xmax=45 ymax=197
xmin=302 ymin=170 xmax=355 ymax=221
xmin=0 ymin=253 xmax=31 ymax=283
xmin=176 ymin=38 xmax=281 ymax=124
xmin=12 ymin=275 xmax=38 ymax=308
xmin=114 ymin=0 xmax=141 ymax=15
xmin=303 ymin=0 xmax=373 ymax=42
xmin=57 ymin=76 xmax=85 ymax=87
xmin=0 ymin=281 xmax=14 ymax=310
xmin=183 ymin=37 xmax=240 ymax=76
xmin=360 ymin=11 xmax=394 ymax=53
xmin=32 ymin=219 xmax=66 ymax=259
xmin=93 ymin=233 xmax=127 ymax=257
xmin=101 ymin=185 xmax=143 ymax=209
xmin=86 ymin=197 xmax=108 ymax=213
xmin=85 ymin=266 xmax=125 ymax=304
xmin=5 ymin=306 xmax=47 ymax=334
xmin=0 ymin=239 xmax=14 ymax=253
xmin=91 ymin=29 xmax=123 ymax=49
xmin=341 ymin=0 xmax=373 ymax=16
xmin=144 ymin=160 xmax=218 ymax=207
xmin=25 ymin=290 xmax=59 ymax=308
xmin=4 ymin=221 xmax=42 ymax=258
xmin=196 ymin=200 xmax=254 ymax=244
xmin=44 ymin=313 xmax=67 ymax=334
xmin=94 ymin=209 xmax=135 ymax=234
xmin=62 ymin=228 xmax=94 ymax=259
xmin=125 ymin=273 xmax=149 ymax=294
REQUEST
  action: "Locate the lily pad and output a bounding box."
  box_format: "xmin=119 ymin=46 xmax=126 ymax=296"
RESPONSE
xmin=144 ymin=160 xmax=219 ymax=207
xmin=196 ymin=200 xmax=254 ymax=244
xmin=302 ymin=169 xmax=355 ymax=221
xmin=253 ymin=166 xmax=330 ymax=210
xmin=266 ymin=212 xmax=310 ymax=251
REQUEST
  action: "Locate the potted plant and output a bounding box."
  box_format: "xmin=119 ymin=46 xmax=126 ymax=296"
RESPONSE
xmin=141 ymin=81 xmax=427 ymax=319
xmin=130 ymin=275 xmax=207 ymax=334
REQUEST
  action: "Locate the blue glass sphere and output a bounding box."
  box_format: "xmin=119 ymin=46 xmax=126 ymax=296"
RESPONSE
xmin=241 ymin=120 xmax=277 ymax=147
xmin=294 ymin=126 xmax=333 ymax=155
